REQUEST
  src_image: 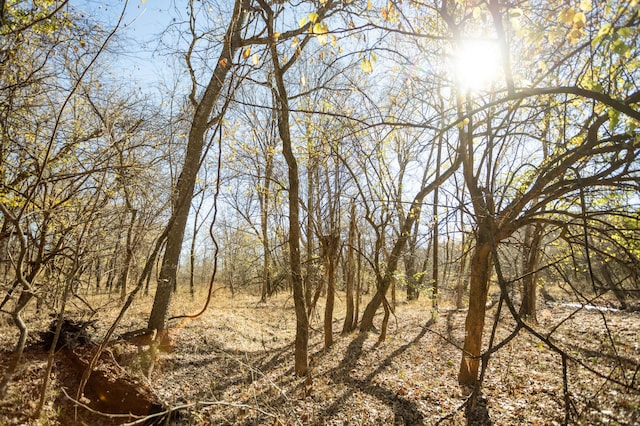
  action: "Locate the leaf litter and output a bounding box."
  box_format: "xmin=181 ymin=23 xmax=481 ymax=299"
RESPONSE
xmin=0 ymin=288 xmax=638 ymax=425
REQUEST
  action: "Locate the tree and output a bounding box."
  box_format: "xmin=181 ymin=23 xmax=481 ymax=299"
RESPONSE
xmin=147 ymin=0 xmax=251 ymax=332
xmin=342 ymin=200 xmax=357 ymax=334
xmin=443 ymin=0 xmax=640 ymax=386
xmin=0 ymin=0 xmax=165 ymax=398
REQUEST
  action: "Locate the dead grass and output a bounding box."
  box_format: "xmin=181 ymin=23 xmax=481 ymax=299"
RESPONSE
xmin=0 ymin=285 xmax=639 ymax=425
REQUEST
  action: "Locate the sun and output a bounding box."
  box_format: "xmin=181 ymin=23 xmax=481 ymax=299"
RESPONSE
xmin=453 ymin=38 xmax=503 ymax=92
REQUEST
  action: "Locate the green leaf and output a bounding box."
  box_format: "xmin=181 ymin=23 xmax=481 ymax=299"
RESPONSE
xmin=608 ymin=108 xmax=620 ymax=130
xmin=612 ymin=39 xmax=631 ymax=57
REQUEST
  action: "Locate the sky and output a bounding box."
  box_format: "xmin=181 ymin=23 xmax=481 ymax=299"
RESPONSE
xmin=72 ymin=0 xmax=180 ymax=92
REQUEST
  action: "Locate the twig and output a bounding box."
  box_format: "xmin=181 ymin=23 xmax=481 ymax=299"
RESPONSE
xmin=121 ymin=400 xmax=279 ymax=426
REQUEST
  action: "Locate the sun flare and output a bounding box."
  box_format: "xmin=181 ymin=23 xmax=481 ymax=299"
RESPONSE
xmin=453 ymin=39 xmax=503 ymax=91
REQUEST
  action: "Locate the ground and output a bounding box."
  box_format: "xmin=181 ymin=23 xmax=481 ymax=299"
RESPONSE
xmin=0 ymin=286 xmax=638 ymax=425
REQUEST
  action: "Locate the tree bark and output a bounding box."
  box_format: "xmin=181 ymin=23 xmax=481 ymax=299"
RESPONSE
xmin=259 ymin=107 xmax=275 ymax=302
xmin=322 ymin=233 xmax=339 ymax=348
xmin=520 ymin=224 xmax=543 ymax=324
xmin=117 ymin=209 xmax=137 ymax=302
xmin=458 ymin=237 xmax=492 ymax=386
xmin=0 ymin=290 xmax=33 ymax=398
xmin=455 ymin=228 xmax=468 ymax=310
xmin=342 ymin=202 xmax=356 ymax=334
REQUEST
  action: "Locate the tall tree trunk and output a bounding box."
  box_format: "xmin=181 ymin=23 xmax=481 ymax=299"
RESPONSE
xmin=106 ymin=235 xmax=121 ymax=292
xmin=455 ymin=229 xmax=468 ymax=310
xmin=355 ymin=228 xmax=362 ymax=323
xmin=458 ymin=234 xmax=492 ymax=386
xmin=404 ymin=217 xmax=422 ymax=301
xmin=94 ymin=256 xmax=102 ymax=291
xmin=117 ymin=209 xmax=137 ymax=302
xmin=431 ymin=205 xmax=439 ymax=312
xmin=432 ymin=128 xmax=443 ymax=314
xmin=342 ymin=202 xmax=356 ymax=334
xmin=455 ymin=78 xmax=493 ymax=386
xmin=520 ymin=224 xmax=543 ymax=324
xmin=147 ymin=0 xmax=248 ymax=332
xmin=322 ymin=233 xmax=339 ymax=349
xmin=304 ymin=152 xmax=316 ymax=308
xmin=260 ymin=108 xmax=275 ymax=302
xmin=262 ymin=3 xmax=309 ymax=375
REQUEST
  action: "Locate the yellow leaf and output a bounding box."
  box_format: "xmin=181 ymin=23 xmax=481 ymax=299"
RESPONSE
xmin=360 ymin=58 xmax=373 ymax=73
xmin=219 ymin=58 xmax=228 ymax=67
xmin=558 ymin=7 xmax=575 ymax=25
xmin=510 ymin=16 xmax=521 ymax=31
xmin=573 ymin=11 xmax=586 ymax=28
xmin=252 ymin=53 xmax=259 ymax=65
xmin=367 ymin=0 xmax=372 ymax=10
xmin=313 ymin=21 xmax=328 ymax=34
xmin=472 ymin=6 xmax=481 ymax=20
xmin=308 ymin=12 xmax=319 ymax=23
xmin=567 ymin=28 xmax=584 ymax=44
xmin=579 ymin=0 xmax=592 ymax=12
xmin=509 ymin=8 xmax=523 ymax=18
xmin=299 ymin=17 xmax=307 ymax=27
xmin=301 ymin=75 xmax=306 ymax=86
xmin=317 ymin=33 xmax=328 ymax=45
xmin=243 ymin=47 xmax=251 ymax=58
xmin=291 ymin=37 xmax=299 ymax=47
xmin=273 ymin=32 xmax=281 ymax=41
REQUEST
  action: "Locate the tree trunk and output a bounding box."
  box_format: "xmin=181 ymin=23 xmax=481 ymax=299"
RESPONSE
xmin=322 ymin=233 xmax=339 ymax=349
xmin=263 ymin=4 xmax=309 ymax=375
xmin=106 ymin=235 xmax=121 ymax=292
xmin=455 ymin=233 xmax=468 ymax=310
xmin=458 ymin=238 xmax=491 ymax=386
xmin=404 ymin=220 xmax=422 ymax=301
xmin=342 ymin=202 xmax=356 ymax=334
xmin=147 ymin=0 xmax=248 ymax=332
xmin=405 ymin=255 xmax=420 ymax=301
xmin=94 ymin=256 xmax=102 ymax=291
xmin=117 ymin=209 xmax=137 ymax=302
xmin=355 ymin=228 xmax=362 ymax=323
xmin=0 ymin=291 xmax=33 ymax=398
xmin=304 ymin=155 xmax=316 ymax=308
xmin=260 ymin=110 xmax=275 ymax=302
xmin=520 ymin=224 xmax=542 ymax=324
xmin=359 ymin=153 xmax=461 ymax=333
xmin=432 ymin=129 xmax=443 ymax=314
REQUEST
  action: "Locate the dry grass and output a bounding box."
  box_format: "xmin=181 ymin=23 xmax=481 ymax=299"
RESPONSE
xmin=0 ymin=284 xmax=639 ymax=425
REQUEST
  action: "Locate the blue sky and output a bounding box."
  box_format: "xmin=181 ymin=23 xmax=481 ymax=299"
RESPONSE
xmin=73 ymin=0 xmax=179 ymax=91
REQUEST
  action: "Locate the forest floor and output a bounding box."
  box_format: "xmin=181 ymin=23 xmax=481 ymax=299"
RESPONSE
xmin=0 ymin=286 xmax=639 ymax=425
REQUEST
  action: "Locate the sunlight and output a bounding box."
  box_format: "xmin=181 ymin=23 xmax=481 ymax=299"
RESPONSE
xmin=453 ymin=38 xmax=503 ymax=92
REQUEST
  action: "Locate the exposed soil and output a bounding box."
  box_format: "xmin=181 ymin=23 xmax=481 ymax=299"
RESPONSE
xmin=0 ymin=288 xmax=638 ymax=425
